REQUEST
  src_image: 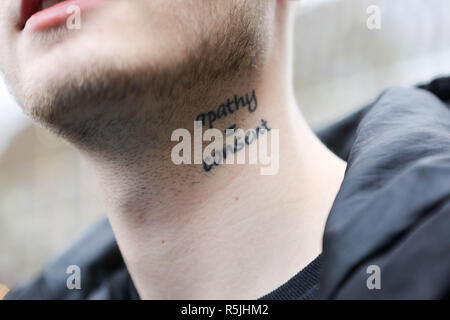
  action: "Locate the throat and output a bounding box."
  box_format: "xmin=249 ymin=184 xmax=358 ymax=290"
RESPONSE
xmin=97 ymin=115 xmax=345 ymax=299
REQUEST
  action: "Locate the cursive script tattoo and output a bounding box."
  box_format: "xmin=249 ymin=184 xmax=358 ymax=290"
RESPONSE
xmin=196 ymin=90 xmax=258 ymax=128
xmin=203 ymin=119 xmax=271 ymax=172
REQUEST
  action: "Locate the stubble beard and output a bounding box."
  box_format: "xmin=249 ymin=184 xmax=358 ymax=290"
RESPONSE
xmin=12 ymin=3 xmax=270 ymax=162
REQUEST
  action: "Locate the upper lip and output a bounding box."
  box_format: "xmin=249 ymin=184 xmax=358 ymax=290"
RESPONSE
xmin=20 ymin=0 xmax=66 ymax=29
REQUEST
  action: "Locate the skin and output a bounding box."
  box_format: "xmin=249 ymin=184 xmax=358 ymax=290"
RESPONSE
xmin=0 ymin=0 xmax=346 ymax=299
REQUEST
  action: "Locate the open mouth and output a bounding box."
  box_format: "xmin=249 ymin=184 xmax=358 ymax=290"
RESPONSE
xmin=20 ymin=0 xmax=105 ymax=31
xmin=20 ymin=0 xmax=41 ymax=28
xmin=20 ymin=0 xmax=66 ymax=29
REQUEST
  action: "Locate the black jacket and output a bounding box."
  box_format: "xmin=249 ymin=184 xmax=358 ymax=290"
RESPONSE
xmin=6 ymin=76 xmax=450 ymax=300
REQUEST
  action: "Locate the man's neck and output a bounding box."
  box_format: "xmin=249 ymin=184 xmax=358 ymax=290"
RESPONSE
xmin=82 ymin=82 xmax=346 ymax=299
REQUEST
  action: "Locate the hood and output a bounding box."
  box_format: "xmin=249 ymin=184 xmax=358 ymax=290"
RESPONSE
xmin=317 ymin=76 xmax=450 ymax=299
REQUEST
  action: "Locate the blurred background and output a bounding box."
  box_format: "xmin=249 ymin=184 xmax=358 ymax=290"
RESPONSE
xmin=1 ymin=0 xmax=450 ymax=288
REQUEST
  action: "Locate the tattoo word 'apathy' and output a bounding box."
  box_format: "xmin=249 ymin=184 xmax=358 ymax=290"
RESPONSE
xmin=195 ymin=90 xmax=258 ymax=128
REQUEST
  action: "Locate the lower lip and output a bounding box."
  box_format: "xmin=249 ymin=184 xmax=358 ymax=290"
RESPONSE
xmin=25 ymin=0 xmax=105 ymax=31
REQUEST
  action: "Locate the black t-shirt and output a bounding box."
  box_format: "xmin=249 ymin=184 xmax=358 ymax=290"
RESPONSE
xmin=6 ymin=76 xmax=450 ymax=300
xmin=260 ymin=255 xmax=321 ymax=300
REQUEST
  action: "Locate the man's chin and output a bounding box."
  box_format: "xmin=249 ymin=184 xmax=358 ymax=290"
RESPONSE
xmin=17 ymin=63 xmax=143 ymax=144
